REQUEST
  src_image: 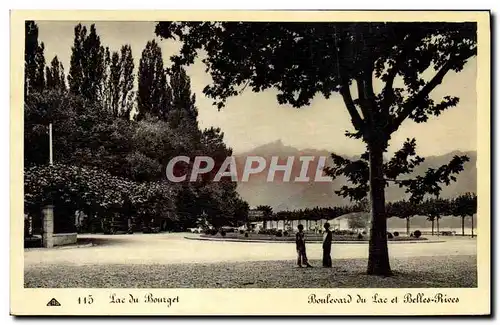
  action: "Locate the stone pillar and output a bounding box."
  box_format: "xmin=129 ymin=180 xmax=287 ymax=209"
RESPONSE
xmin=42 ymin=205 xmax=54 ymax=248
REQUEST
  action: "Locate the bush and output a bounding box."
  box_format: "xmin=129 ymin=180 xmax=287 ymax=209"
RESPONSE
xmin=258 ymin=229 xmax=269 ymax=235
xmin=362 ymin=230 xmax=367 ymax=235
xmin=239 ymin=229 xmax=244 ymax=235
xmin=393 ymin=231 xmax=399 ymax=237
xmin=244 ymin=232 xmax=249 ymax=238
xmin=349 ymin=231 xmax=355 ymax=236
xmin=414 ymin=230 xmax=422 ymax=238
xmin=283 ymin=231 xmax=289 ymax=237
xmin=357 ymin=233 xmax=363 ymax=240
xmin=210 ymin=229 xmax=218 ymax=236
xmin=276 ymin=232 xmax=283 ymax=237
xmin=220 ymin=230 xmax=226 ymax=237
xmin=387 ymin=232 xmax=394 ymax=239
xmin=410 ymin=232 xmax=414 ymax=237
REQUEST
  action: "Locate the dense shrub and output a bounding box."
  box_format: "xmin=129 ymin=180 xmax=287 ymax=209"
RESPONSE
xmin=220 ymin=230 xmax=226 ymax=237
xmin=349 ymin=231 xmax=355 ymax=236
xmin=362 ymin=230 xmax=367 ymax=235
xmin=410 ymin=232 xmax=414 ymax=237
xmin=393 ymin=231 xmax=399 ymax=237
xmin=387 ymin=232 xmax=394 ymax=239
xmin=357 ymin=233 xmax=363 ymax=240
xmin=244 ymin=232 xmax=249 ymax=238
xmin=275 ymin=231 xmax=283 ymax=237
xmin=239 ymin=229 xmax=245 ymax=234
xmin=283 ymin=231 xmax=289 ymax=237
xmin=414 ymin=230 xmax=422 ymax=238
xmin=210 ymin=229 xmax=218 ymax=236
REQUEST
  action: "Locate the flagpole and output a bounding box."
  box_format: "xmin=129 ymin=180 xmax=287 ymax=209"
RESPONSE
xmin=49 ymin=123 xmax=53 ymax=165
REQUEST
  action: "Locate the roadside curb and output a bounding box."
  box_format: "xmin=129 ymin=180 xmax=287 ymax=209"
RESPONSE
xmin=24 ymin=242 xmax=94 ymax=251
xmin=184 ymin=236 xmax=445 ymax=245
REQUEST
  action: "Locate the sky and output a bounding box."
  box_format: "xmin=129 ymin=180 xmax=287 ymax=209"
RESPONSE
xmin=37 ymin=21 xmax=477 ymax=156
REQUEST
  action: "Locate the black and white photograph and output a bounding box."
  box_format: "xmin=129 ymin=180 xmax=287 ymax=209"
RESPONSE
xmin=10 ymin=10 xmax=491 ymax=316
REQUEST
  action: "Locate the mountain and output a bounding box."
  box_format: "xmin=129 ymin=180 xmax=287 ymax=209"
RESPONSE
xmin=234 ymin=140 xmax=476 ymax=211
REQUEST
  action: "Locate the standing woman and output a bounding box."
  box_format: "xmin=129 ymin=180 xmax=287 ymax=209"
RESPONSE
xmin=322 ymin=223 xmax=333 ymax=267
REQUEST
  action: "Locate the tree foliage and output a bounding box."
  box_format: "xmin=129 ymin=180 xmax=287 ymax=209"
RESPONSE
xmin=24 ymin=22 xmax=248 ymax=231
xmin=137 ymin=40 xmax=170 ymax=121
xmin=25 ymin=21 xmax=46 ymax=95
xmin=45 ymin=56 xmax=66 ymax=92
xmin=451 ymin=192 xmax=477 ymax=217
xmin=324 ymin=138 xmax=469 ymax=203
xmin=68 ymin=24 xmax=106 ymax=102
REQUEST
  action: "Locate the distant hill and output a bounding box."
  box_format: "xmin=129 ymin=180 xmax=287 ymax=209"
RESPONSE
xmin=234 ymin=140 xmax=476 ymax=211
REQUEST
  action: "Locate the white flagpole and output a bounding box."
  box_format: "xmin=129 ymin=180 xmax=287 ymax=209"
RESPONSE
xmin=49 ymin=123 xmax=53 ymax=165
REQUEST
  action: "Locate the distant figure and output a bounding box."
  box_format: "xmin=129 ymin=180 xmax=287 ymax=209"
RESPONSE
xmin=296 ymin=224 xmax=312 ymax=268
xmin=322 ymin=222 xmax=333 ymax=267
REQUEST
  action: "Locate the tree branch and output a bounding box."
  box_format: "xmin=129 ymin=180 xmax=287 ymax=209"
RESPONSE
xmin=355 ymin=77 xmax=370 ymax=122
xmin=340 ymin=83 xmax=364 ymax=131
xmin=389 ymin=49 xmax=476 ymax=134
xmin=382 ymin=33 xmax=422 ymax=111
xmin=388 ymin=61 xmax=452 ymax=133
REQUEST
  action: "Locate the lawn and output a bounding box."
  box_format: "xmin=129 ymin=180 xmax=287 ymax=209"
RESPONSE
xmin=25 ymin=255 xmax=476 ymax=288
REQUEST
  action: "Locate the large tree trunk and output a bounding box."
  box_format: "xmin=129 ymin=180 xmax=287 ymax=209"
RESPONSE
xmin=367 ymin=142 xmax=392 ymax=276
xmin=461 ymin=216 xmax=465 ymax=236
xmin=406 ymin=216 xmax=410 ymax=235
xmin=431 ymin=219 xmax=434 ymax=236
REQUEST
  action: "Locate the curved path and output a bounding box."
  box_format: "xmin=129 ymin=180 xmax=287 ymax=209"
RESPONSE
xmin=24 ymin=233 xmax=477 ymax=267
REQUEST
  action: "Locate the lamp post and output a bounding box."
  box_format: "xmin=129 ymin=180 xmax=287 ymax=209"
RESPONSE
xmin=49 ymin=123 xmax=53 ymax=165
xmin=42 ymin=123 xmax=54 ymax=247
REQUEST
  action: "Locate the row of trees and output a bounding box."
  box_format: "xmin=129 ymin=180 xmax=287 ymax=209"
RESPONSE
xmin=255 ymin=193 xmax=477 ymax=236
xmin=24 ymin=21 xmax=249 ymax=231
xmin=155 ymin=21 xmax=477 ymax=275
xmin=386 ymin=193 xmax=477 ymax=236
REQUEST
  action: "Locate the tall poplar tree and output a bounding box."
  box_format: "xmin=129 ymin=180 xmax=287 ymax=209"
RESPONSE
xmin=68 ymin=23 xmax=105 ymax=102
xmin=137 ymin=40 xmax=169 ymax=120
xmin=24 ymin=21 xmax=45 ymax=95
xmin=68 ymin=24 xmax=86 ymax=96
xmin=119 ymin=45 xmax=135 ymax=119
xmin=45 ymin=56 xmax=66 ymax=91
xmin=168 ymin=66 xmax=198 ymax=129
xmin=109 ymin=51 xmax=121 ymax=116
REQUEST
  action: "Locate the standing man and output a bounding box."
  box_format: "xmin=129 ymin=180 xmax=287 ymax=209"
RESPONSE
xmin=296 ymin=224 xmax=312 ymax=268
xmin=322 ymin=222 xmax=333 ymax=267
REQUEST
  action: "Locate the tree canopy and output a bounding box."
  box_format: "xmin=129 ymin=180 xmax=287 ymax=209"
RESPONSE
xmin=24 ymin=21 xmax=250 ymax=232
xmin=155 ymin=21 xmax=477 ymax=275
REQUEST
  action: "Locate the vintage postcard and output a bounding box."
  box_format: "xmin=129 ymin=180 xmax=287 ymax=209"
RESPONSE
xmin=10 ymin=10 xmax=490 ymax=316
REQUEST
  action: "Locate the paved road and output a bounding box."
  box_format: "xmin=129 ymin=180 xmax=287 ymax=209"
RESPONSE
xmin=24 ymin=233 xmax=477 ymax=266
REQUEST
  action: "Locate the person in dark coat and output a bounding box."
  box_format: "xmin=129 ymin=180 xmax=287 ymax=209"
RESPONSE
xmin=296 ymin=224 xmax=312 ymax=267
xmin=322 ymin=222 xmax=333 ymax=267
